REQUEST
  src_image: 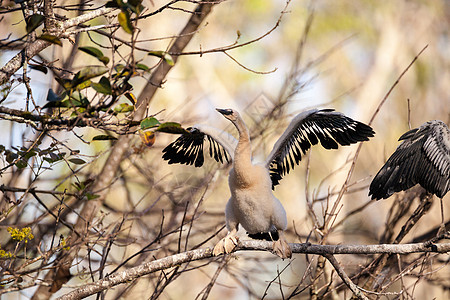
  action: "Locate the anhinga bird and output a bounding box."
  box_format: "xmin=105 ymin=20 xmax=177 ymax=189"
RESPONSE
xmin=369 ymin=120 xmax=450 ymax=200
xmin=163 ymin=108 xmax=375 ymax=258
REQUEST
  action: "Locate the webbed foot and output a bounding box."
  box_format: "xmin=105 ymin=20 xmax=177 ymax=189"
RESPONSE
xmin=213 ymin=235 xmax=239 ymax=256
xmin=273 ymin=233 xmax=292 ymax=259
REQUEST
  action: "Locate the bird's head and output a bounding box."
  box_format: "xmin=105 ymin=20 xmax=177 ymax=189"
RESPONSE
xmin=216 ymin=108 xmax=239 ymax=122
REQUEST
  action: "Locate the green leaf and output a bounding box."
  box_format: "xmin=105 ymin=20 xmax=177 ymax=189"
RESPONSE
xmin=86 ymin=193 xmax=100 ymax=200
xmin=148 ymin=51 xmax=174 ymax=66
xmin=55 ymin=78 xmax=73 ymax=90
xmin=163 ymin=53 xmax=175 ymax=66
xmin=38 ymin=34 xmax=62 ymax=46
xmin=70 ymin=108 xmax=86 ymax=117
xmin=79 ymin=46 xmax=103 ymax=58
xmin=75 ymin=79 xmax=92 ymax=90
xmin=26 ymin=14 xmax=44 ymax=33
xmin=44 ymin=152 xmax=64 ymax=163
xmin=91 ymin=77 xmax=112 ymax=95
xmin=72 ymin=182 xmax=83 ymax=191
xmin=29 ymin=64 xmax=48 ymax=74
xmin=114 ymin=64 xmax=125 ymax=72
xmin=72 ymin=66 xmax=108 ymax=88
xmin=99 ymin=56 xmax=110 ymax=65
xmin=23 ymin=150 xmax=37 ymax=160
xmin=69 ymin=158 xmax=86 ymax=165
xmin=49 ymin=152 xmax=62 ymax=162
xmin=129 ymin=2 xmax=145 ymax=15
xmin=15 ymin=159 xmax=27 ymax=169
xmin=79 ymin=46 xmax=110 ymax=65
xmin=148 ymin=50 xmax=165 ymax=58
xmin=69 ymin=91 xmax=89 ymax=106
xmin=92 ymin=135 xmax=117 ymax=141
xmin=140 ymin=117 xmax=160 ymax=130
xmin=5 ymin=150 xmax=18 ymax=163
xmin=114 ymin=103 xmax=134 ymax=113
xmin=136 ymin=63 xmax=149 ymax=71
xmin=46 ymin=92 xmax=89 ymax=108
xmin=118 ymin=10 xmax=134 ymax=34
xmin=112 ymin=64 xmax=133 ymax=78
xmin=156 ymin=122 xmax=187 ymax=134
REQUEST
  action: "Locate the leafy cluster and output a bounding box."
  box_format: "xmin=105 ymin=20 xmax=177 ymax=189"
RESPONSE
xmin=0 ymin=142 xmax=80 ymax=176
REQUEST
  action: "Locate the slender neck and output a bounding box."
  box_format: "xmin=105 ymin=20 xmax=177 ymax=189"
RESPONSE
xmin=232 ymin=114 xmax=252 ymax=175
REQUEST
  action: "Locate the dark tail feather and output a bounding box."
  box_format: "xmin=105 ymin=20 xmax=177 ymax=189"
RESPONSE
xmin=247 ymin=230 xmax=279 ymax=241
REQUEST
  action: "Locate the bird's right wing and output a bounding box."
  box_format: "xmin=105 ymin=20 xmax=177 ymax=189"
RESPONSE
xmin=162 ymin=124 xmax=237 ymax=167
xmin=265 ymin=109 xmax=375 ymax=189
xmin=369 ymin=120 xmax=450 ymax=199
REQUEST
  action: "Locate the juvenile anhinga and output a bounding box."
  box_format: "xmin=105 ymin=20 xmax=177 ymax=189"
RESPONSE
xmin=369 ymin=120 xmax=449 ymax=200
xmin=163 ymin=108 xmax=375 ymax=258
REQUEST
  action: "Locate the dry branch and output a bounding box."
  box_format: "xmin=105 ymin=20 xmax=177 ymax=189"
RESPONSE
xmin=57 ymin=240 xmax=450 ymax=300
xmin=323 ymin=253 xmax=369 ymax=300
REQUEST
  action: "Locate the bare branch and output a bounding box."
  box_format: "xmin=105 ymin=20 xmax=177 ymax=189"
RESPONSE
xmin=323 ymin=254 xmax=369 ymax=300
xmin=57 ymin=240 xmax=450 ymax=300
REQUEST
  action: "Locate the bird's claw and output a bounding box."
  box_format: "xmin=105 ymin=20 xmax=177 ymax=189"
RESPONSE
xmin=213 ymin=235 xmax=239 ymax=256
xmin=273 ymin=238 xmax=292 ymax=259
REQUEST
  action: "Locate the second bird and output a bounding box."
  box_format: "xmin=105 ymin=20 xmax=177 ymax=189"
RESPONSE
xmin=163 ymin=108 xmax=375 ymax=259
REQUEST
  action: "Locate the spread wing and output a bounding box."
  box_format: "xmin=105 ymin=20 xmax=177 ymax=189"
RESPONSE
xmin=369 ymin=120 xmax=450 ymax=199
xmin=162 ymin=124 xmax=237 ymax=167
xmin=266 ymin=109 xmax=375 ymax=189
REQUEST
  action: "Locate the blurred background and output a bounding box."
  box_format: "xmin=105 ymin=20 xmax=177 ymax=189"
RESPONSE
xmin=1 ymin=0 xmax=449 ymax=299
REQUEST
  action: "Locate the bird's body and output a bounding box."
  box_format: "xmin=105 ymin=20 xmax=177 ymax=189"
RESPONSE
xmin=227 ymin=163 xmax=287 ymax=235
xmin=163 ymin=108 xmax=375 ymax=258
xmin=369 ymin=120 xmax=450 ymax=200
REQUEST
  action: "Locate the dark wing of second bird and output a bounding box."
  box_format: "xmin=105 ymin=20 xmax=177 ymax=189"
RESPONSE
xmin=266 ymin=109 xmax=375 ymax=189
xmin=369 ymin=120 xmax=450 ymax=200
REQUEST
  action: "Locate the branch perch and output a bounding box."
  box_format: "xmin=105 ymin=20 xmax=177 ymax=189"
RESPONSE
xmin=57 ymin=240 xmax=450 ymax=300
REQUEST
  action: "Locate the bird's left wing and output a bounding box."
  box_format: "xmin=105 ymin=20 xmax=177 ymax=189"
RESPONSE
xmin=265 ymin=109 xmax=375 ymax=189
xmin=162 ymin=124 xmax=237 ymax=167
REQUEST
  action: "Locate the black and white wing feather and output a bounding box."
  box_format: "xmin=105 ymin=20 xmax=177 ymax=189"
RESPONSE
xmin=266 ymin=109 xmax=375 ymax=188
xmin=162 ymin=124 xmax=237 ymax=167
xmin=369 ymin=120 xmax=450 ymax=199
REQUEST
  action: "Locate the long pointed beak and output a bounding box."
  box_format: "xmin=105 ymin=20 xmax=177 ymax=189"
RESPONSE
xmin=216 ymin=108 xmax=232 ymax=115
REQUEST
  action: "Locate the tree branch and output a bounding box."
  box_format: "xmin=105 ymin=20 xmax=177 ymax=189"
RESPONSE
xmin=57 ymin=240 xmax=450 ymax=300
xmin=323 ymin=253 xmax=369 ymax=300
xmin=0 ymin=105 xmax=140 ymax=133
xmin=0 ymin=7 xmax=115 ymax=85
